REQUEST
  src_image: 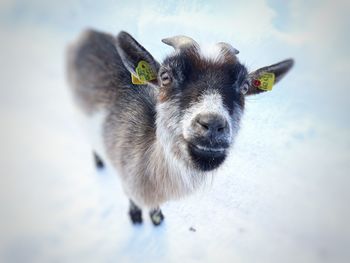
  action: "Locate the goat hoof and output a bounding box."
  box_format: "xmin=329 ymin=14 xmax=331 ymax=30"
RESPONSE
xmin=129 ymin=210 xmax=143 ymax=224
xmin=150 ymin=209 xmax=164 ymax=226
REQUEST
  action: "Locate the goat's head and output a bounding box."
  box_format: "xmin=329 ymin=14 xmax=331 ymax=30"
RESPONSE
xmin=116 ymin=32 xmax=294 ymax=172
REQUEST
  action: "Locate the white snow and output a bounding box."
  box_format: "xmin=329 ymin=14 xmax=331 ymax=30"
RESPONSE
xmin=1 ymin=1 xmax=350 ymax=262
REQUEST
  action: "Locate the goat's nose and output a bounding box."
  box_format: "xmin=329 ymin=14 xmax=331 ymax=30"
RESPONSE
xmin=196 ymin=114 xmax=229 ymax=137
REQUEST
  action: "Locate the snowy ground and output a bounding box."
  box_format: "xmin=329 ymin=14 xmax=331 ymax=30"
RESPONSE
xmin=1 ymin=1 xmax=350 ymax=263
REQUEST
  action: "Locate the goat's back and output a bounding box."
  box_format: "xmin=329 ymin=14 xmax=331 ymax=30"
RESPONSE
xmin=67 ymin=29 xmax=127 ymax=113
xmin=66 ymin=29 xmax=158 ymax=175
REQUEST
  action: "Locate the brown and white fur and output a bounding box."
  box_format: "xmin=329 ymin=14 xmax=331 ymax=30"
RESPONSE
xmin=66 ymin=29 xmax=293 ymax=225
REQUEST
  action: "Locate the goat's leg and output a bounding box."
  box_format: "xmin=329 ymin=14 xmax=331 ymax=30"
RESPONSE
xmin=149 ymin=207 xmax=164 ymax=226
xmin=93 ymin=151 xmax=104 ymax=169
xmin=129 ymin=199 xmax=143 ymax=224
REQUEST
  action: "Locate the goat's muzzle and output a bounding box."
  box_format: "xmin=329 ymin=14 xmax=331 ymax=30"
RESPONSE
xmin=186 ymin=113 xmax=231 ymax=171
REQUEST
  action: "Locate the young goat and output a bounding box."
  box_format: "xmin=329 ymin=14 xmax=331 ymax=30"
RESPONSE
xmin=67 ymin=29 xmax=293 ymax=225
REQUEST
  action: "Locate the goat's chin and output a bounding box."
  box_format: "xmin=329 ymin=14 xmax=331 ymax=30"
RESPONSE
xmin=187 ymin=142 xmax=227 ymax=172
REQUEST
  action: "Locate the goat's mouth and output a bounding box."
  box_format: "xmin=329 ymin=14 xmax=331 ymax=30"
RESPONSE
xmin=190 ymin=143 xmax=226 ymax=156
xmin=187 ymin=142 xmax=228 ymax=171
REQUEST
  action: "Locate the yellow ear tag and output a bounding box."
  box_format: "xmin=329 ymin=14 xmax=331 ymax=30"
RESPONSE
xmin=131 ymin=60 xmax=157 ymax=85
xmin=256 ymin=72 xmax=275 ymax=91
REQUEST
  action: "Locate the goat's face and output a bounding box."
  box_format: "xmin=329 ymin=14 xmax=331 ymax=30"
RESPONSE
xmin=116 ymin=32 xmax=294 ymax=172
xmin=157 ymin=48 xmax=247 ymax=171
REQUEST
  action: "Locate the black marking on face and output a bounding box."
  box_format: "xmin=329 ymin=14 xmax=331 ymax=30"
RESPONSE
xmin=159 ymin=48 xmax=248 ymax=115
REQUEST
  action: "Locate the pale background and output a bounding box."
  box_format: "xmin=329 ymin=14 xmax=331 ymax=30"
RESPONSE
xmin=0 ymin=0 xmax=349 ymax=262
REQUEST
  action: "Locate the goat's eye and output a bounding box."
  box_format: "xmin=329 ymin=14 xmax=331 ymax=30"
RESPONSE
xmin=241 ymin=82 xmax=249 ymax=95
xmin=160 ymin=72 xmax=172 ymax=86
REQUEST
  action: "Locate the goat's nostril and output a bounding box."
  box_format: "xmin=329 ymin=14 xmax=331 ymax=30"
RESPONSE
xmin=197 ymin=119 xmax=209 ymax=130
xmin=196 ymin=116 xmax=228 ymax=135
xmin=201 ymin=123 xmax=209 ymax=130
xmin=196 ymin=115 xmax=228 ymax=134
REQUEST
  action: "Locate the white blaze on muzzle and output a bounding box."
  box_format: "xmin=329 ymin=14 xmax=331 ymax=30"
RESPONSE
xmin=182 ymin=91 xmax=233 ymax=142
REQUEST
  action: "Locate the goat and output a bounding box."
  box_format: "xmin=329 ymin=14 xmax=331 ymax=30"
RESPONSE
xmin=66 ymin=29 xmax=293 ymax=225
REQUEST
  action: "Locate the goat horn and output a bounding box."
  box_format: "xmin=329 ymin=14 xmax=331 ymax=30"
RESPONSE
xmin=216 ymin=42 xmax=239 ymax=55
xmin=162 ymin=35 xmax=199 ymax=51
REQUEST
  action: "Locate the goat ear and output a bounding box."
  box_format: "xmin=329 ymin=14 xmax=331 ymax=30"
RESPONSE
xmin=116 ymin=31 xmax=160 ymax=85
xmin=241 ymin=59 xmax=294 ymax=96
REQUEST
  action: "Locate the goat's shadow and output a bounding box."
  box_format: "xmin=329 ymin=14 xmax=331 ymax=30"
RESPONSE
xmin=95 ymin=165 xmax=169 ymax=261
xmin=115 ymin=221 xmax=168 ymax=262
